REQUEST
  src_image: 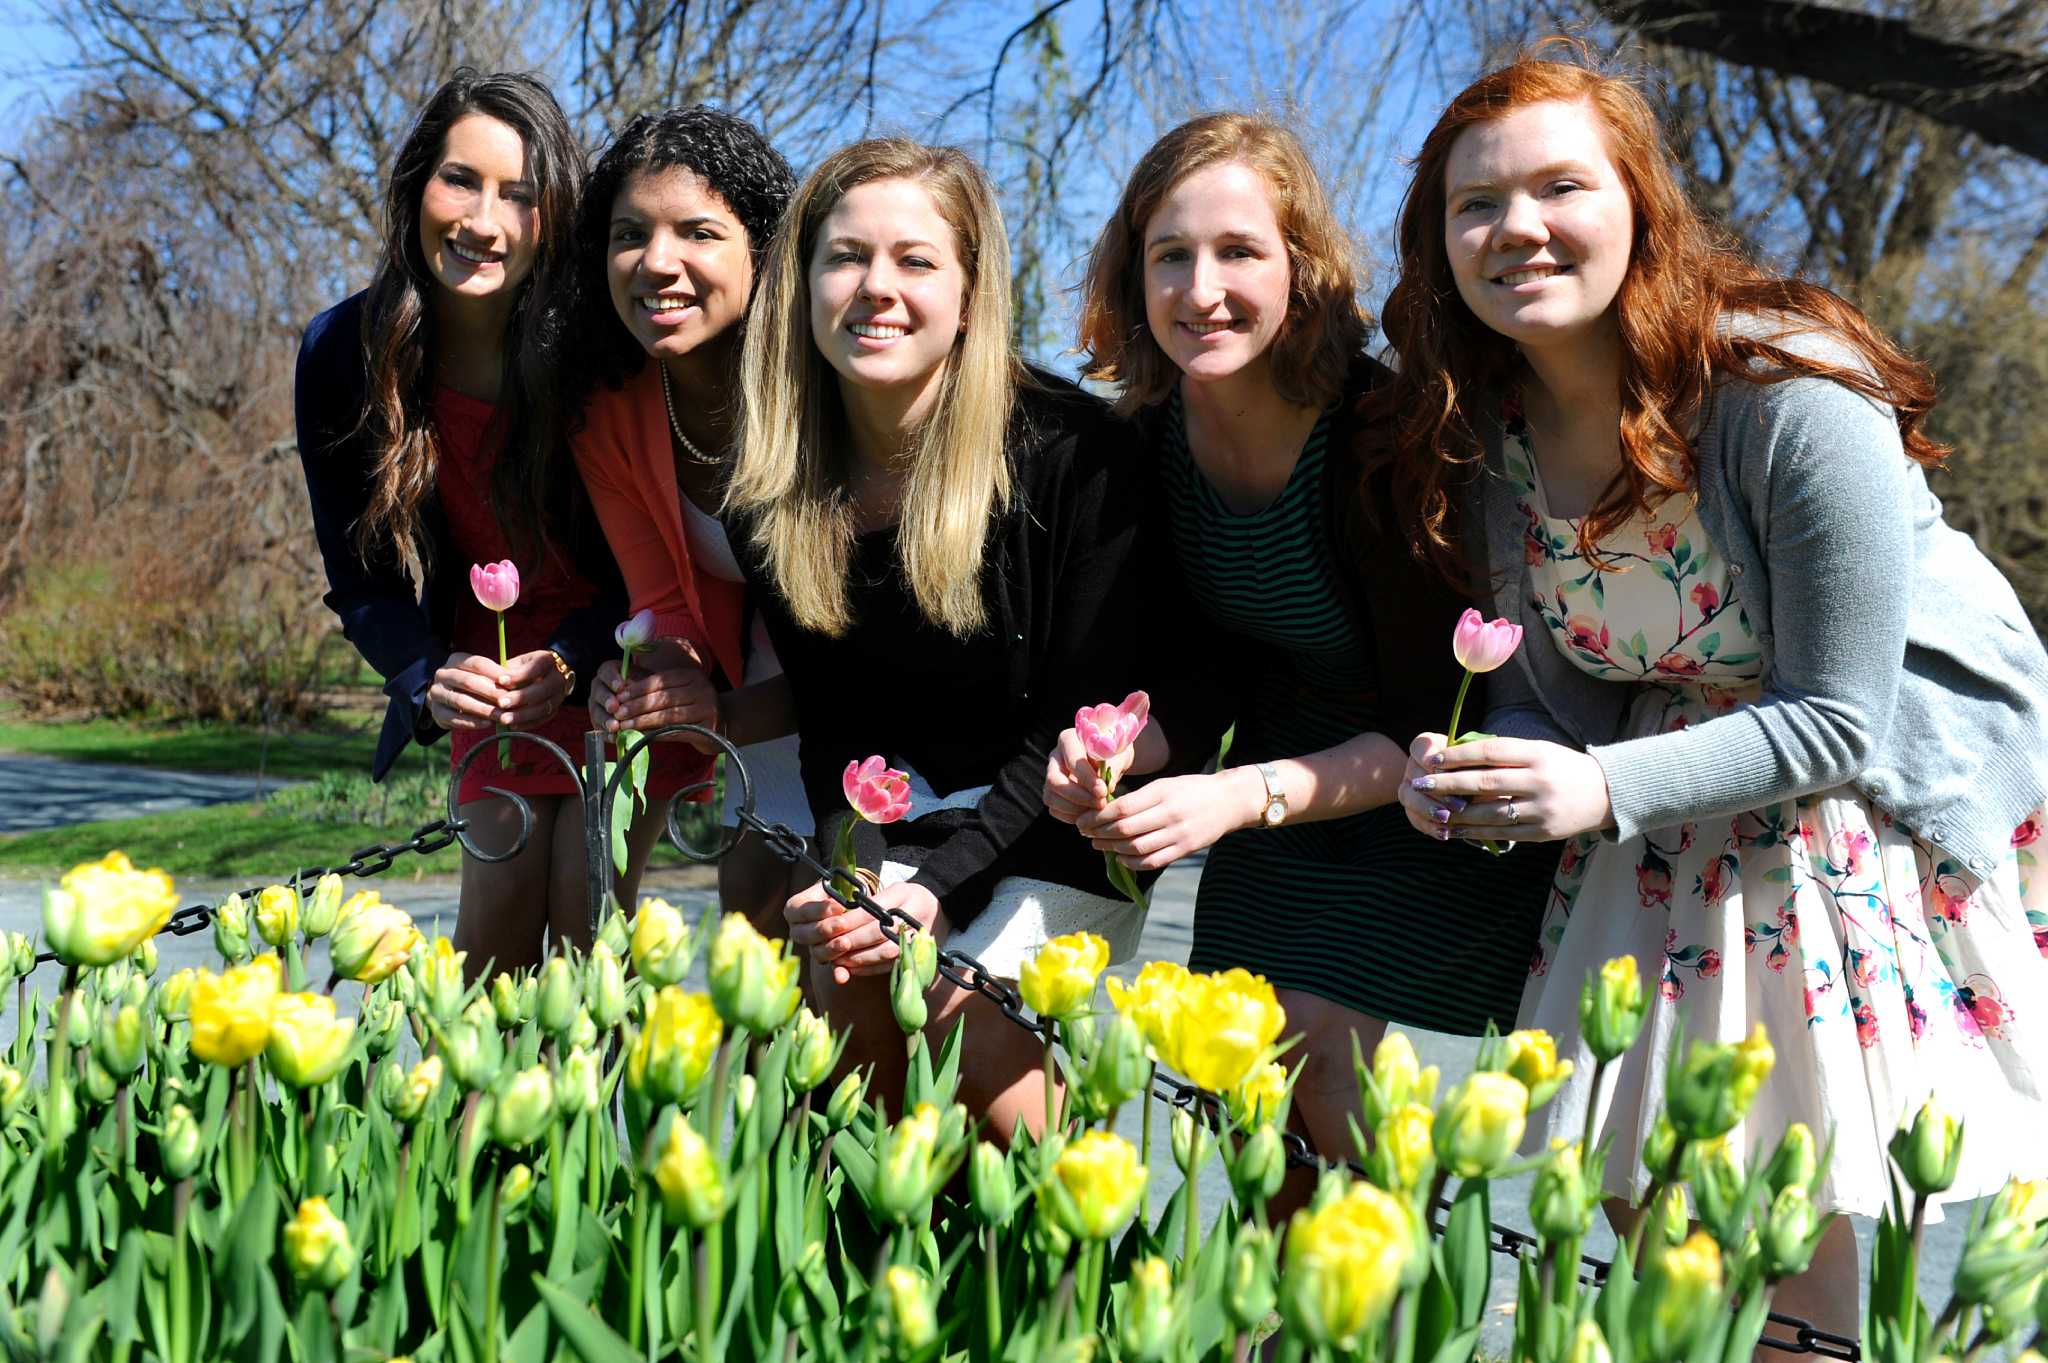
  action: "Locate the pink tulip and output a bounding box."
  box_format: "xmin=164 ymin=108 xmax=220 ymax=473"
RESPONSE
xmin=615 ymin=608 xmax=656 ymax=653
xmin=1450 ymin=609 xmax=1523 ymax=674
xmin=469 ymin=560 xmax=521 ymax=613
xmin=1074 ymin=691 xmax=1151 ymax=764
xmin=843 ymin=756 xmax=912 ymax=824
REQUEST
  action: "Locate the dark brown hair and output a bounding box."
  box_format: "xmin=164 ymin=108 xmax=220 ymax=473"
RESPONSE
xmin=1077 ymin=112 xmax=1367 ymax=415
xmin=1374 ymin=42 xmax=1946 ymax=578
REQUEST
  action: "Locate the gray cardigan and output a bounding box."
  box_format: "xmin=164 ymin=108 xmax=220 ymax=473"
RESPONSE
xmin=1468 ymin=327 xmax=2048 ymax=879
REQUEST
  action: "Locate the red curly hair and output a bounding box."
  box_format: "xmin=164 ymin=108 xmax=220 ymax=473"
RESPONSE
xmin=1372 ymin=42 xmax=1947 ymax=577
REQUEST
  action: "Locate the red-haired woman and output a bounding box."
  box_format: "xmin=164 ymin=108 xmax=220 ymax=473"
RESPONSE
xmin=1383 ymin=45 xmax=2048 ymax=1329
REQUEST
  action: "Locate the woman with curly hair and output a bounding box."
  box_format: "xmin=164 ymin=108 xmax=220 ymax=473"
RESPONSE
xmin=1385 ymin=45 xmax=2048 ymax=1329
xmin=296 ymin=70 xmax=635 ymax=971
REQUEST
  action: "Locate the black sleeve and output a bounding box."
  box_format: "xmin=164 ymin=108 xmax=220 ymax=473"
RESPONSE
xmin=293 ymin=295 xmax=447 ymax=744
xmin=907 ymin=411 xmax=1147 ymax=919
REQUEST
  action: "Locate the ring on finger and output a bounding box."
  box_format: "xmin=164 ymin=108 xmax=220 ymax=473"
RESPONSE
xmin=1503 ymin=800 xmax=1519 ymax=826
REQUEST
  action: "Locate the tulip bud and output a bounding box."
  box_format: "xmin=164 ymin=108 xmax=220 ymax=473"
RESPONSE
xmin=625 ymin=987 xmax=721 ymax=1107
xmin=1371 ymin=1102 xmax=1436 ymax=1197
xmin=7 ymin=930 xmax=33 ymax=979
xmin=1580 ymin=955 xmax=1647 ymax=1063
xmin=888 ymin=945 xmax=929 ymax=1034
xmin=283 ymin=1197 xmax=356 ymax=1290
xmin=442 ymin=1001 xmax=506 ymax=1092
xmin=630 ymin=897 xmax=692 ymax=987
xmin=155 ymin=967 xmax=197 ymax=1024
xmin=1361 ymin=1031 xmax=1438 ymax=1129
xmin=93 ymin=1003 xmax=146 ymax=1080
xmin=1049 ymin=1131 xmax=1147 ymax=1241
xmin=1666 ymin=1025 xmax=1775 ymax=1143
xmin=83 ymin=1057 xmax=119 ymax=1104
xmin=1686 ymin=1138 xmax=1748 ymax=1252
xmin=873 ymin=1103 xmax=946 ymax=1222
xmin=133 ymin=938 xmax=158 ymax=978
xmin=707 ymin=913 xmax=801 ymax=1034
xmin=1226 ymin=1224 xmax=1279 ymax=1330
xmin=970 ymin=1141 xmax=1015 ymax=1227
xmin=0 ymin=1065 xmax=25 ymax=1118
xmin=358 ymin=990 xmax=405 ymax=1058
xmin=1230 ymin=1121 xmax=1287 ymax=1208
xmin=1433 ymin=1071 xmax=1528 ymax=1179
xmin=881 ymin=1265 xmax=938 ymax=1352
xmin=254 ymin=884 xmax=300 ymax=948
xmin=1172 ymin=1108 xmax=1212 ymax=1176
xmin=905 ymin=925 xmax=938 ymax=992
xmin=1228 ymin=1060 xmax=1289 ymax=1130
xmin=212 ymin=893 xmax=251 ymax=962
xmin=42 ymin=1076 xmax=77 ymax=1146
xmin=569 ymin=1008 xmax=599 ymax=1052
xmin=787 ymin=1007 xmax=840 ymax=1095
xmin=1760 ymin=1185 xmax=1820 ymax=1280
xmin=500 ymin=1163 xmax=535 ymax=1212
xmin=733 ymin=1072 xmax=758 ymax=1126
xmin=491 ymin=973 xmax=535 ymax=1030
xmin=1631 ymin=1231 xmax=1723 ymax=1362
xmin=1080 ymin=1013 xmax=1153 ymax=1121
xmin=162 ymin=1102 xmax=203 ymax=1179
xmin=491 ymin=1065 xmax=555 ymax=1148
xmin=385 ymin=1056 xmax=443 ymax=1124
xmin=409 ymin=937 xmax=468 ymax=1024
xmin=1641 ymin=1114 xmax=1680 ymax=1179
xmin=585 ymin=944 xmax=629 ymax=1031
xmin=188 ymin=955 xmax=282 ymax=1068
xmin=653 ymin=1114 xmax=728 ymax=1227
xmin=597 ymin=907 xmax=631 ymax=958
xmin=1120 ymin=1257 xmax=1175 ymax=1363
xmin=537 ymin=956 xmax=581 ymax=1037
xmin=1530 ymin=1141 xmax=1594 ymax=1241
xmin=328 ymin=896 xmax=422 ymax=985
xmin=558 ymin=1047 xmax=602 ymax=1117
xmin=825 ymin=1070 xmax=867 ymax=1131
xmin=266 ymin=993 xmax=357 ymax=1090
xmin=1501 ymin=1029 xmax=1574 ymax=1110
xmin=40 ymin=851 xmax=178 ymax=967
xmin=302 ymin=875 xmax=346 ymax=940
xmin=1764 ymin=1122 xmax=1819 ymax=1197
xmin=1890 ymin=1097 xmax=1964 ymax=1198
xmin=1567 ymin=1321 xmax=1614 ymax=1363
xmin=1954 ymin=1213 xmax=2041 ymax=1307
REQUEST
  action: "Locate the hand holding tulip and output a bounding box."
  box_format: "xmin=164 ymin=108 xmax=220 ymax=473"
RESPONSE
xmin=1401 ymin=732 xmax=1614 ymax=842
xmin=428 ymin=650 xmax=569 ymax=731
xmin=470 ymin=560 xmax=521 ymax=763
xmin=588 ymin=637 xmax=722 ymax=755
xmin=1069 ymin=693 xmax=1152 ymax=906
xmin=784 ymin=876 xmax=948 ymax=983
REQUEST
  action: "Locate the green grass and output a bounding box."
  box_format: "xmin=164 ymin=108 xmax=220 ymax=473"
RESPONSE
xmin=0 ymin=710 xmax=380 ymax=780
xmin=0 ymin=802 xmax=466 ymax=881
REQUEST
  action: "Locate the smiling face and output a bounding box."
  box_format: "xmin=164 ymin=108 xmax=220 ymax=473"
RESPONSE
xmin=417 ymin=114 xmax=539 ymax=302
xmin=1442 ymin=99 xmax=1635 ymax=358
xmin=605 ymin=166 xmax=755 ymax=368
xmin=807 ymin=176 xmax=967 ymax=415
xmin=1140 ymin=160 xmax=1294 ymax=390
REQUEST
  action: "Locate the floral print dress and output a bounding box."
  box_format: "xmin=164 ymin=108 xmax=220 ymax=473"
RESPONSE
xmin=1508 ymin=424 xmax=2048 ymax=1216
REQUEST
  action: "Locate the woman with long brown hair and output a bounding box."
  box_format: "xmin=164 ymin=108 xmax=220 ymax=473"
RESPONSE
xmin=296 ymin=70 xmax=653 ymax=972
xmin=1384 ymin=45 xmax=2048 ymax=1329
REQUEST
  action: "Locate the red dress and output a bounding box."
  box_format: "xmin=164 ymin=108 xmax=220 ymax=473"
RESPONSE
xmin=435 ymin=387 xmax=700 ymax=804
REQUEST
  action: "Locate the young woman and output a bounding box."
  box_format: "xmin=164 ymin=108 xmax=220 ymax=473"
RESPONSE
xmin=729 ymin=138 xmax=1145 ymax=1136
xmin=565 ymin=107 xmax=811 ymax=925
xmin=1042 ymin=114 xmax=1556 ymax=1172
xmin=1384 ymin=49 xmax=2048 ymax=1330
xmin=296 ymin=70 xmax=643 ymax=972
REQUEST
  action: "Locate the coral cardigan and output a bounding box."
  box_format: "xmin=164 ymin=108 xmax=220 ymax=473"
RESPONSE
xmin=569 ymin=363 xmax=748 ymax=691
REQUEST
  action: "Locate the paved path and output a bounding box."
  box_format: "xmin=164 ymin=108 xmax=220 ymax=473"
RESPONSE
xmin=0 ymin=849 xmax=1978 ymax=1350
xmin=0 ymin=754 xmax=293 ymax=833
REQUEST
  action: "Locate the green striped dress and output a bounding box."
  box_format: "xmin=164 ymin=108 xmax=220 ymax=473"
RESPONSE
xmin=1167 ymin=400 xmax=1540 ymax=1034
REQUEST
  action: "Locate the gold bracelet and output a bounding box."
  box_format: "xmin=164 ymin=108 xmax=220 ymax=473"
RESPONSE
xmin=544 ymin=649 xmax=575 ymax=697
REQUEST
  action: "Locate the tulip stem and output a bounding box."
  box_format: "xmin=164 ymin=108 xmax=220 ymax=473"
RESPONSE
xmin=1184 ymin=1111 xmax=1203 ymax=1271
xmin=1140 ymin=1062 xmax=1155 ymax=1224
xmin=1907 ymin=1190 xmax=1929 ymax=1262
xmin=627 ymin=1181 xmax=651 ymax=1355
xmin=455 ymin=1090 xmax=483 ymax=1228
xmin=1446 ymin=669 xmax=1475 ymax=746
xmin=1576 ymin=1058 xmax=1607 ymax=1162
xmin=170 ymin=1177 xmax=193 ymax=1363
xmin=1042 ymin=1027 xmax=1061 ymax=1140
xmin=496 ymin=611 xmax=512 ymax=768
xmin=1623 ymin=1141 xmax=1685 ymax=1267
xmin=982 ymin=1225 xmax=1001 ymax=1360
xmin=484 ymin=1162 xmax=505 ymax=1363
xmin=695 ymin=1220 xmax=720 ymax=1363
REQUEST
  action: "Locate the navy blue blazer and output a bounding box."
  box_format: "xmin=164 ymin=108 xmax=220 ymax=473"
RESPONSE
xmin=294 ymin=291 xmax=627 ymax=781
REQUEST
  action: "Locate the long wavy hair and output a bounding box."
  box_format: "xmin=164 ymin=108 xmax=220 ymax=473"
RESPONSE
xmin=1077 ymin=112 xmax=1367 ymax=416
xmin=728 ymin=138 xmax=1020 ymax=639
xmin=354 ymin=69 xmax=583 ymax=583
xmin=565 ymin=106 xmax=796 ymax=408
xmin=1373 ymin=42 xmax=1947 ymax=578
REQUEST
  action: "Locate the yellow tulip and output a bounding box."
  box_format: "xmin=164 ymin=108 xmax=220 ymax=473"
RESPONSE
xmin=882 ymin=1265 xmax=938 ymax=1351
xmin=1050 ymin=1130 xmax=1147 ymax=1241
xmin=1229 ymin=1061 xmax=1290 ymax=1128
xmin=1529 ymin=1140 xmax=1593 ymax=1240
xmin=1019 ymin=931 xmax=1110 ymax=1022
xmin=283 ymin=1197 xmax=355 ymax=1289
xmin=1163 ymin=968 xmax=1285 ymax=1095
xmin=707 ymin=913 xmax=801 ymax=1033
xmin=630 ymin=896 xmax=692 ymax=987
xmin=253 ymin=884 xmax=300 ymax=948
xmin=1281 ymin=1181 xmax=1414 ymax=1346
xmin=301 ymin=874 xmax=346 ymax=939
xmin=1633 ymin=1231 xmax=1724 ymax=1361
xmin=1433 ymin=1071 xmax=1528 ymax=1178
xmin=1502 ymin=1028 xmax=1575 ymax=1110
xmin=189 ymin=955 xmax=282 ymax=1068
xmin=787 ymin=1006 xmax=840 ymax=1095
xmin=1890 ymin=1095 xmax=1963 ymax=1197
xmin=627 ymin=987 xmax=722 ymax=1106
xmin=1731 ymin=1023 xmax=1775 ymax=1110
xmin=1121 ymin=1256 xmax=1175 ymax=1362
xmin=328 ymin=896 xmax=422 ymax=985
xmin=653 ymin=1113 xmax=728 ymax=1227
xmin=408 ymin=936 xmax=468 ymax=1023
xmin=490 ymin=1064 xmax=556 ymax=1149
xmin=41 ymin=851 xmax=178 ymax=967
xmin=389 ymin=1055 xmax=443 ymax=1123
xmin=266 ymin=993 xmax=357 ymax=1089
xmin=1580 ymin=954 xmax=1647 ymax=1063
xmin=1105 ymin=959 xmax=1191 ymax=1058
xmin=1373 ymin=1102 xmax=1437 ymax=1195
xmin=1363 ymin=1031 xmax=1439 ymax=1126
xmin=157 ymin=967 xmax=198 ymax=1022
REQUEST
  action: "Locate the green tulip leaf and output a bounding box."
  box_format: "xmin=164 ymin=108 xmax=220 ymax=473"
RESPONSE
xmin=533 ymin=1273 xmax=640 ymax=1363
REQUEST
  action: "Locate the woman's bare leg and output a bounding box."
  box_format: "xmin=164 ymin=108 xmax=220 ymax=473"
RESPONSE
xmin=454 ymin=795 xmax=561 ymax=979
xmin=1267 ymin=988 xmax=1389 ymax=1226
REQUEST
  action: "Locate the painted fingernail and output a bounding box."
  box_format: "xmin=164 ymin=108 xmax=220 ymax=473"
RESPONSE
xmin=1411 ymin=776 xmax=1436 ymax=791
xmin=1444 ymin=795 xmax=1469 ymax=812
xmin=1430 ymin=753 xmax=1446 ymax=769
xmin=1433 ymin=807 xmax=1450 ymax=824
xmin=1435 ymin=827 xmax=1450 ymax=842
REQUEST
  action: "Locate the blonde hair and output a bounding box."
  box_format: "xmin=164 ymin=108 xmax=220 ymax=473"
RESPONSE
xmin=728 ymin=138 xmax=1018 ymax=638
xmin=1078 ymin=112 xmax=1366 ymax=416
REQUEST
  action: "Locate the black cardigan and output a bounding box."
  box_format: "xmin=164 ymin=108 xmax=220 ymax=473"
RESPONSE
xmin=730 ymin=373 xmax=1145 ymax=930
xmin=293 ymin=291 xmax=625 ymax=781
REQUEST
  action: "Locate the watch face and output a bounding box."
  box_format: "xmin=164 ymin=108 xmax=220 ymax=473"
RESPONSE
xmin=1264 ymin=798 xmax=1285 ymax=826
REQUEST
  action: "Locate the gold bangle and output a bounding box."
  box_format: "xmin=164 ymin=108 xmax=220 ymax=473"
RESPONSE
xmin=544 ymin=649 xmax=575 ymax=697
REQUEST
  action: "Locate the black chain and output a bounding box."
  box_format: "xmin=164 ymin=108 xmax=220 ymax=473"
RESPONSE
xmin=31 ymin=817 xmax=463 ymax=969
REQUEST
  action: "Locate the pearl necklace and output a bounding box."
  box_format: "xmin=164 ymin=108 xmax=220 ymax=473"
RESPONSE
xmin=659 ymin=365 xmax=720 ymax=466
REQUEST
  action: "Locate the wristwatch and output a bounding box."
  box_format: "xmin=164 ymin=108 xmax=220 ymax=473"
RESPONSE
xmin=1253 ymin=762 xmax=1288 ymax=827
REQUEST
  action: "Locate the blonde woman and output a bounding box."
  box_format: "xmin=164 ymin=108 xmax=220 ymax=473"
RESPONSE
xmin=726 ymin=139 xmax=1144 ymax=1134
